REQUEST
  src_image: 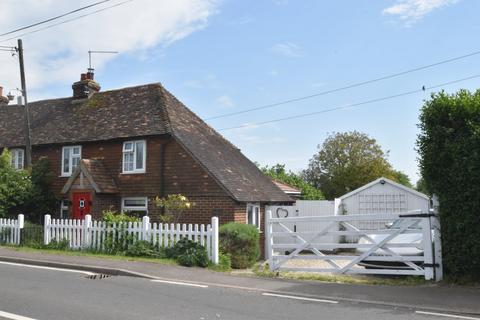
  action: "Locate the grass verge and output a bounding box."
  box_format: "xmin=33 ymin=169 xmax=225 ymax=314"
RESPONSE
xmin=0 ymin=245 xmax=178 ymax=266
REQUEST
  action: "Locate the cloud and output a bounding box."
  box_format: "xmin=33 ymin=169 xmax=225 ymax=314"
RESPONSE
xmin=271 ymin=42 xmax=304 ymax=57
xmin=0 ymin=0 xmax=220 ymax=100
xmin=383 ymin=0 xmax=460 ymax=25
xmin=216 ymin=94 xmax=235 ymax=108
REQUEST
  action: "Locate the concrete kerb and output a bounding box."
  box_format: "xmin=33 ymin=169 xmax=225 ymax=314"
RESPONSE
xmin=0 ymin=255 xmax=156 ymax=279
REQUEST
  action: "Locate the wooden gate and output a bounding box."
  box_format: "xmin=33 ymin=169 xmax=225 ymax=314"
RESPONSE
xmin=265 ymin=210 xmax=442 ymax=280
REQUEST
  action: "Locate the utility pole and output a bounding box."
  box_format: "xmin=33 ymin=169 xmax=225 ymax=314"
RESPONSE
xmin=17 ymin=39 xmax=32 ymax=167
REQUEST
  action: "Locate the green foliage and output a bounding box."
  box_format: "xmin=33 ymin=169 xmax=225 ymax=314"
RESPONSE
xmin=43 ymin=239 xmax=70 ymax=250
xmin=154 ymin=194 xmax=194 ymax=223
xmin=415 ymin=177 xmax=430 ymax=195
xmin=219 ymin=223 xmax=259 ymax=269
xmin=21 ymin=157 xmax=57 ymax=223
xmin=0 ymin=149 xmax=32 ymax=217
xmin=260 ymin=164 xmax=324 ymax=200
xmin=303 ymin=131 xmax=400 ymax=199
xmin=125 ymin=240 xmax=165 ymax=258
xmin=417 ymin=89 xmax=480 ymax=281
xmin=102 ymin=210 xmax=141 ymax=224
xmin=101 ymin=210 xmax=141 ymax=254
xmin=167 ymin=238 xmax=209 ymax=267
xmin=209 ymin=253 xmax=232 ymax=272
xmin=391 ymin=170 xmax=413 ymax=188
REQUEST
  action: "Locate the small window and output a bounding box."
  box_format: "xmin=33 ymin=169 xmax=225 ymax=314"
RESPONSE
xmin=121 ymin=197 xmax=148 ymax=216
xmin=62 ymin=146 xmax=81 ymax=176
xmin=10 ymin=149 xmax=24 ymax=170
xmin=60 ymin=200 xmax=69 ymax=219
xmin=247 ymin=203 xmax=260 ymax=229
xmin=123 ymin=140 xmax=146 ymax=173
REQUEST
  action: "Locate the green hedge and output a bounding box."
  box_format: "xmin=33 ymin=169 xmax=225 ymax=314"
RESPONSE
xmin=417 ymin=89 xmax=480 ymax=281
xmin=219 ymin=223 xmax=259 ymax=269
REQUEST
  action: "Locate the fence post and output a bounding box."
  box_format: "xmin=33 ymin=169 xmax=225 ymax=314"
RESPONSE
xmin=431 ymin=208 xmax=443 ymax=281
xmin=83 ymin=215 xmax=92 ymax=249
xmin=44 ymin=214 xmax=51 ymax=245
xmin=142 ymin=216 xmax=150 ymax=241
xmin=211 ymin=216 xmax=219 ymax=264
xmin=422 ymin=214 xmax=434 ymax=280
xmin=16 ymin=214 xmax=24 ymax=245
xmin=265 ymin=210 xmax=273 ymax=270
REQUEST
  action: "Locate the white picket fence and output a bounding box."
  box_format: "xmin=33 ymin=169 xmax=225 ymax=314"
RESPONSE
xmin=44 ymin=215 xmax=219 ymax=264
xmin=0 ymin=215 xmax=24 ymax=245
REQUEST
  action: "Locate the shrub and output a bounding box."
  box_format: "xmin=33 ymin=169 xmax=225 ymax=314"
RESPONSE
xmin=125 ymin=240 xmax=164 ymax=258
xmin=101 ymin=210 xmax=141 ymax=254
xmin=417 ymin=89 xmax=480 ymax=281
xmin=167 ymin=238 xmax=209 ymax=267
xmin=209 ymin=253 xmax=232 ymax=272
xmin=44 ymin=239 xmax=70 ymax=250
xmin=219 ymin=223 xmax=259 ymax=269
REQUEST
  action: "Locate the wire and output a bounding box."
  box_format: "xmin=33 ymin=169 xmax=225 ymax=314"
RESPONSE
xmin=205 ymin=50 xmax=480 ymax=121
xmin=0 ymin=0 xmax=113 ymax=38
xmin=218 ymin=74 xmax=480 ymax=131
xmin=0 ymin=0 xmax=134 ymax=44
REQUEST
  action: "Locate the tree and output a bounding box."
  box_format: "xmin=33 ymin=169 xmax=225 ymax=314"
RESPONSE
xmin=21 ymin=157 xmax=57 ymax=223
xmin=417 ymin=89 xmax=480 ymax=281
xmin=391 ymin=170 xmax=413 ymax=188
xmin=0 ymin=149 xmax=32 ymax=217
xmin=303 ymin=131 xmax=397 ymax=199
xmin=261 ymin=164 xmax=324 ymax=200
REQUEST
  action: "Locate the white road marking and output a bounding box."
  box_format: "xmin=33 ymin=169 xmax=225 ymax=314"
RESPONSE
xmin=262 ymin=292 xmax=338 ymax=304
xmin=0 ymin=261 xmax=96 ymax=276
xmin=0 ymin=310 xmax=38 ymax=320
xmin=151 ymin=279 xmax=209 ymax=288
xmin=416 ymin=311 xmax=480 ymax=320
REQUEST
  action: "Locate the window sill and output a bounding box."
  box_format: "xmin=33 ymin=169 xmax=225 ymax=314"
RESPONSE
xmin=121 ymin=171 xmax=146 ymax=175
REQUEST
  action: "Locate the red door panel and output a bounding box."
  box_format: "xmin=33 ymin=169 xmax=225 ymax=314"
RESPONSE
xmin=72 ymin=192 xmax=91 ymax=220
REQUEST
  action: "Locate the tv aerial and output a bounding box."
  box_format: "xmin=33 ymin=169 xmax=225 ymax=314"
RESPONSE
xmin=88 ymin=50 xmax=118 ymax=72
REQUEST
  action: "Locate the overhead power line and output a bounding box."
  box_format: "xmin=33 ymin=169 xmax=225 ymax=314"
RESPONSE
xmin=0 ymin=0 xmax=113 ymax=38
xmin=0 ymin=0 xmax=134 ymax=44
xmin=205 ymin=50 xmax=480 ymax=121
xmin=218 ymin=74 xmax=480 ymax=131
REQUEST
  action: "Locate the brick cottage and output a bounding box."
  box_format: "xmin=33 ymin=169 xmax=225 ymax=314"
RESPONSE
xmin=0 ymin=72 xmax=293 ymax=234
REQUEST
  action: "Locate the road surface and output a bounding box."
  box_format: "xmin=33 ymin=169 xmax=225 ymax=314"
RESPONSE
xmin=0 ymin=262 xmax=477 ymax=320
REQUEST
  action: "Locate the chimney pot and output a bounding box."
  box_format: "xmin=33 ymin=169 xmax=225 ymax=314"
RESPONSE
xmin=80 ymin=73 xmax=87 ymax=81
xmin=0 ymin=86 xmax=8 ymax=106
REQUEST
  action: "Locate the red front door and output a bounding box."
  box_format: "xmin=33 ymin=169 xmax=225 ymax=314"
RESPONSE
xmin=72 ymin=192 xmax=91 ymax=220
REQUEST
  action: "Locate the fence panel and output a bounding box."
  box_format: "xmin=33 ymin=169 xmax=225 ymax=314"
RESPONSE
xmin=43 ymin=215 xmax=219 ymax=263
xmin=0 ymin=215 xmax=24 ymax=245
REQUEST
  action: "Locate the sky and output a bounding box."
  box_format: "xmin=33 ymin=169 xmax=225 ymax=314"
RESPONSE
xmin=1 ymin=0 xmax=479 ymax=184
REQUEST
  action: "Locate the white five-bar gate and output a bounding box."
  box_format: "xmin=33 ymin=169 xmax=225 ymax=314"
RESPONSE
xmin=265 ymin=210 xmax=442 ymax=280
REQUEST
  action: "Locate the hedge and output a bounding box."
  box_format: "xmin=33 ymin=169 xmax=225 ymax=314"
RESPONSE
xmin=417 ymin=89 xmax=480 ymax=281
xmin=219 ymin=223 xmax=259 ymax=269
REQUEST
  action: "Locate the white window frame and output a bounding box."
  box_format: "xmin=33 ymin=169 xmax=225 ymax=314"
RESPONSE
xmin=60 ymin=200 xmax=69 ymax=219
xmin=246 ymin=203 xmax=261 ymax=229
xmin=10 ymin=148 xmax=25 ymax=170
xmin=121 ymin=197 xmax=149 ymax=215
xmin=122 ymin=140 xmax=146 ymax=174
xmin=61 ymin=146 xmax=82 ymax=177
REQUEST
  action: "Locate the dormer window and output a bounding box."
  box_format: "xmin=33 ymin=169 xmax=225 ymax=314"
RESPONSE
xmin=61 ymin=146 xmax=81 ymax=176
xmin=122 ymin=140 xmax=146 ymax=173
xmin=10 ymin=149 xmax=24 ymax=170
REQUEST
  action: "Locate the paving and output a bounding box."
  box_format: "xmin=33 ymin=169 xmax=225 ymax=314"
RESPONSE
xmin=1 ymin=246 xmax=479 ymax=315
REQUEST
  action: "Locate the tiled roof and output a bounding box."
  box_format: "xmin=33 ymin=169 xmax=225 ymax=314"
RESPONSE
xmin=1 ymin=83 xmax=292 ymax=203
xmin=61 ymin=159 xmax=118 ymax=194
xmin=272 ymin=179 xmax=302 ymax=195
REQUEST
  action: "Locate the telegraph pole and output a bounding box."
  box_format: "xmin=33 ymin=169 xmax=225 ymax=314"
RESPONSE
xmin=17 ymin=39 xmax=32 ymax=167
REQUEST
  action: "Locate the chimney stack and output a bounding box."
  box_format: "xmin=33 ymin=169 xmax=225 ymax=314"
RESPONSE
xmin=0 ymin=86 xmax=9 ymax=106
xmin=72 ymin=70 xmax=100 ymax=99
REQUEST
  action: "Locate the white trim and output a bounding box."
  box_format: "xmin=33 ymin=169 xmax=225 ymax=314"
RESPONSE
xmin=246 ymin=203 xmax=261 ymax=229
xmin=60 ymin=200 xmax=69 ymax=219
xmin=122 ymin=140 xmax=146 ymax=174
xmin=121 ymin=197 xmax=148 ymax=214
xmin=10 ymin=148 xmax=24 ymax=170
xmin=339 ymin=177 xmax=429 ymax=201
xmin=61 ymin=145 xmax=82 ymax=177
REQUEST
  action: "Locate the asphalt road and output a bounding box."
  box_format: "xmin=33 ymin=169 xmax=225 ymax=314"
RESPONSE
xmin=0 ymin=262 xmax=475 ymax=320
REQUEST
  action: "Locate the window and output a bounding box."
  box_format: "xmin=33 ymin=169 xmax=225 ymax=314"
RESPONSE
xmin=60 ymin=200 xmax=69 ymax=219
xmin=121 ymin=197 xmax=148 ymax=216
xmin=10 ymin=149 xmax=24 ymax=170
xmin=122 ymin=140 xmax=146 ymax=173
xmin=247 ymin=203 xmax=260 ymax=229
xmin=61 ymin=146 xmax=81 ymax=176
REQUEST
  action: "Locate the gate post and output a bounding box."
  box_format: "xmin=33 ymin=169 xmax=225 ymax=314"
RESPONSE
xmin=421 ymin=214 xmax=434 ymax=280
xmin=83 ymin=214 xmax=92 ymax=249
xmin=265 ymin=210 xmax=274 ymax=271
xmin=16 ymin=214 xmax=24 ymax=245
xmin=142 ymin=216 xmax=150 ymax=241
xmin=44 ymin=214 xmax=51 ymax=245
xmin=211 ymin=216 xmax=219 ymax=265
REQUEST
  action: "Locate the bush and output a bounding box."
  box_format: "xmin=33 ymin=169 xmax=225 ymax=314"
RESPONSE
xmin=417 ymin=89 xmax=480 ymax=281
xmin=209 ymin=253 xmax=232 ymax=272
xmin=167 ymin=238 xmax=209 ymax=267
xmin=44 ymin=239 xmax=70 ymax=250
xmin=125 ymin=240 xmax=166 ymax=258
xmin=219 ymin=223 xmax=259 ymax=269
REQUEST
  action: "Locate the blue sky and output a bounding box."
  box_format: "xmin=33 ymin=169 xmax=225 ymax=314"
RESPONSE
xmin=1 ymin=0 xmax=479 ymax=183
